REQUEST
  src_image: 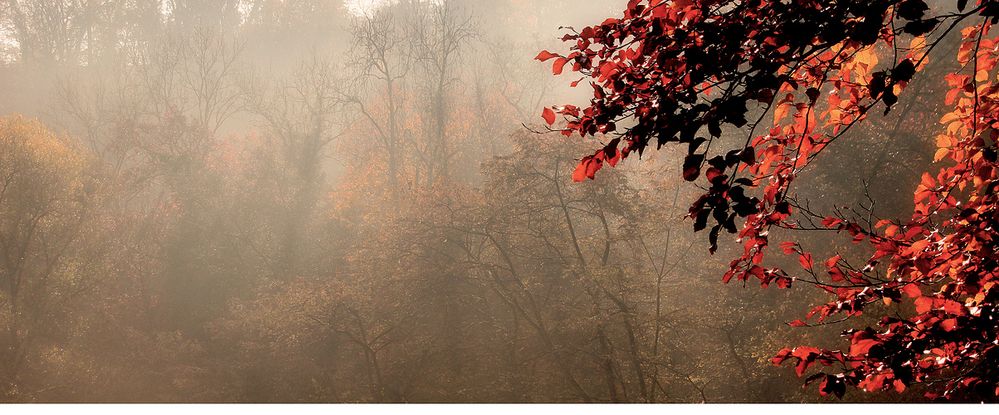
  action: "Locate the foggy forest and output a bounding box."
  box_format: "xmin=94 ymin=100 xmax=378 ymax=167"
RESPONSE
xmin=0 ymin=0 xmax=997 ymax=403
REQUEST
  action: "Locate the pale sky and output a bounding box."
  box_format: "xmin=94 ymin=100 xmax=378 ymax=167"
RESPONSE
xmin=343 ymin=0 xmax=392 ymax=16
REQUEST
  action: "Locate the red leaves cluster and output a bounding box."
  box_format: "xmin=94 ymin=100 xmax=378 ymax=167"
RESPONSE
xmin=571 ymin=138 xmax=623 ymax=182
xmin=540 ymin=0 xmax=999 ymax=401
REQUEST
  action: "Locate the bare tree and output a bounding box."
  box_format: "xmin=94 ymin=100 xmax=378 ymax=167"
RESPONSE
xmin=344 ymin=6 xmax=414 ymax=195
xmin=408 ymin=0 xmax=474 ymax=187
xmin=245 ymin=52 xmax=348 ymax=276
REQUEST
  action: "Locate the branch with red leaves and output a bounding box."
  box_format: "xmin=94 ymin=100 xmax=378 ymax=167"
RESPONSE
xmin=538 ymin=0 xmax=999 ymax=400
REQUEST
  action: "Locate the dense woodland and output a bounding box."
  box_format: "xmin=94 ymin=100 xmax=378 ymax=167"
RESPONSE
xmin=0 ymin=0 xmax=994 ymax=403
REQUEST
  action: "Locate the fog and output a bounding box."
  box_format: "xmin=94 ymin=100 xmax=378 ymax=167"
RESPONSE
xmin=0 ymin=0 xmax=942 ymax=403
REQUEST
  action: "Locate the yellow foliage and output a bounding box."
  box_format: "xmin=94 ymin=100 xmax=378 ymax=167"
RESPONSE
xmin=0 ymin=115 xmax=88 ymax=207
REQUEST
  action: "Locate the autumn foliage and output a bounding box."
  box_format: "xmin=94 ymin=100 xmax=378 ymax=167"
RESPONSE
xmin=540 ymin=0 xmax=999 ymax=400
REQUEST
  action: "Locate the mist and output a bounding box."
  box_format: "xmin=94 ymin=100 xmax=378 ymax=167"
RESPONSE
xmin=0 ymin=0 xmax=949 ymax=403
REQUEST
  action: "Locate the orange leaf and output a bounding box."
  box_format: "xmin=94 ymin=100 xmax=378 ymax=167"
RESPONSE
xmin=902 ymin=283 xmax=922 ymax=298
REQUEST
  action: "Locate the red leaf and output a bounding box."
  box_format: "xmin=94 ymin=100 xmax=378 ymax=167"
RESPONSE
xmin=775 ymin=276 xmax=792 ymax=289
xmin=722 ymin=268 xmax=739 ymax=284
xmin=771 ymin=348 xmax=793 ymax=365
xmin=907 ymin=239 xmax=930 ymax=255
xmin=542 ymin=108 xmax=556 ymax=125
xmin=860 ymin=373 xmax=890 ymax=392
xmin=893 ymin=380 xmax=906 ymax=393
xmin=914 ymin=296 xmax=933 ymax=313
xmin=824 ymin=255 xmax=841 ymax=268
xmin=682 ymin=154 xmax=703 ymax=181
xmin=705 ymin=167 xmax=724 ymax=183
xmin=940 ymin=318 xmax=957 ymax=331
xmin=584 ymin=158 xmax=603 ymax=179
xmin=821 ymin=217 xmax=844 ymax=228
xmin=552 ymin=57 xmax=569 ymax=75
xmin=780 ymin=241 xmax=797 ymax=255
xmin=682 ymin=167 xmax=698 ymax=181
xmin=571 ymin=155 xmax=603 ymax=182
xmin=606 ymin=148 xmax=622 ymax=167
xmin=795 ymin=359 xmax=811 ymax=377
xmin=850 ymin=338 xmax=878 ymax=356
xmin=571 ymin=161 xmax=588 ymax=182
xmin=798 ymin=253 xmax=814 ymax=269
xmin=942 ymin=300 xmax=964 ymax=315
xmin=535 ymin=50 xmax=558 ymax=62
